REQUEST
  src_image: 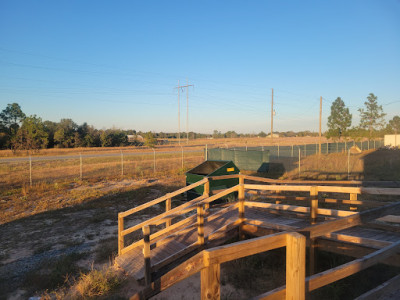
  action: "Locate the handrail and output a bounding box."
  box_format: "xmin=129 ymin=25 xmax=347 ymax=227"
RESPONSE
xmin=131 ymin=232 xmax=306 ymax=300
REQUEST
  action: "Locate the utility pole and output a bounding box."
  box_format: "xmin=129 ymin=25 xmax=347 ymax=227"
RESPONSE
xmin=175 ymin=80 xmax=194 ymax=144
xmin=319 ymin=96 xmax=322 ymax=154
xmin=271 ymin=88 xmax=274 ymax=139
xmin=177 ymin=80 xmax=180 ymax=145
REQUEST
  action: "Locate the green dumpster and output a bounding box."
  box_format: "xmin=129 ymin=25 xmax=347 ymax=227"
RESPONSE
xmin=186 ymin=160 xmax=240 ymax=200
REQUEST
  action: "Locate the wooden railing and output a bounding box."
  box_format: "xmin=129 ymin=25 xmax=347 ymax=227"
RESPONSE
xmin=131 ymin=231 xmax=306 ymax=300
xmin=117 ymin=174 xmax=400 ymax=299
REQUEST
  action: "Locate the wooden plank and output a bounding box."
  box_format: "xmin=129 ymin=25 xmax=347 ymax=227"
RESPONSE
xmin=245 ymin=184 xmax=312 ymax=192
xmin=165 ymin=198 xmax=171 ymax=227
xmin=205 ymin=232 xmax=287 ymax=265
xmin=245 ymin=201 xmax=355 ymax=218
xmin=120 ymin=178 xmax=207 ymax=217
xmin=354 ymin=274 xmax=400 ymax=300
xmin=323 ymin=232 xmax=392 ymax=249
xmin=121 ymin=195 xmax=205 ymax=237
xmin=286 ymin=233 xmax=306 ymax=300
xmin=299 ymin=201 xmax=400 ymax=239
xmin=130 ymin=252 xmax=205 ymax=300
xmin=308 ymin=240 xmax=400 ymax=291
xmin=201 ymin=263 xmax=221 ymax=300
xmin=377 ymin=215 xmax=400 ymax=224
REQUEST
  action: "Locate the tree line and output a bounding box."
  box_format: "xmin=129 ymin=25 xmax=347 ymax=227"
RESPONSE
xmin=1 ymin=94 xmax=398 ymax=151
xmin=326 ymin=93 xmax=399 ymax=140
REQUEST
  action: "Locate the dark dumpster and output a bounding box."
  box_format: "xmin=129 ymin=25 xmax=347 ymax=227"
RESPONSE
xmin=186 ymin=160 xmax=240 ymax=200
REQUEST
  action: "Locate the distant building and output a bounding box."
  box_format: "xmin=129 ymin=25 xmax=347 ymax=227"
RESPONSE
xmin=127 ymin=134 xmax=144 ymax=143
xmin=384 ymin=134 xmax=400 ymax=147
xmin=266 ymin=133 xmax=280 ymax=138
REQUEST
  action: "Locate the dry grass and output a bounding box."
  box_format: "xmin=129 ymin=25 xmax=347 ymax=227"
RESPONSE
xmin=278 ymin=148 xmax=400 ymax=181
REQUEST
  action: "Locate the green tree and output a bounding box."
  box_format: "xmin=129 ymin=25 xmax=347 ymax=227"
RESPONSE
xmin=54 ymin=119 xmax=77 ymax=147
xmin=144 ymin=132 xmax=156 ymax=148
xmin=358 ymin=93 xmax=386 ymax=138
xmin=327 ymin=97 xmax=352 ymax=140
xmin=387 ymin=116 xmax=400 ymax=134
xmin=11 ymin=115 xmax=48 ymax=151
xmin=0 ymin=103 xmax=26 ymax=148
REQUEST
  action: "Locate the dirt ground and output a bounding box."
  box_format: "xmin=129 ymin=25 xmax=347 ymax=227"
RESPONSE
xmin=0 ymin=177 xmax=184 ymax=300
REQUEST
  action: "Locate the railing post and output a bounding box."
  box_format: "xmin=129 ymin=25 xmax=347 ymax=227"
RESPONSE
xmin=166 ymin=197 xmax=171 ymax=227
xmin=118 ymin=213 xmax=124 ymax=256
xmin=350 ymin=193 xmax=358 ymax=211
xmin=201 ymin=263 xmax=221 ymax=300
xmin=197 ymin=204 xmax=205 ymax=246
xmin=310 ymin=186 xmax=318 ymax=225
xmin=238 ymin=175 xmax=245 ymax=240
xmin=203 ymin=178 xmax=210 ymax=211
xmin=286 ymin=233 xmax=306 ymax=300
xmin=143 ymin=225 xmax=151 ymax=286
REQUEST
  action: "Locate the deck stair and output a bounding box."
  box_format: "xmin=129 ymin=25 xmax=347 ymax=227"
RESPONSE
xmin=116 ymin=174 xmax=400 ymax=299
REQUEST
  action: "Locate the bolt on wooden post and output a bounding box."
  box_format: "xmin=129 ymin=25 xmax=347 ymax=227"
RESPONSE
xmin=286 ymin=233 xmax=306 ymax=300
xmin=143 ymin=225 xmax=151 ymax=286
xmin=197 ymin=204 xmax=204 ymax=246
xmin=238 ymin=175 xmax=245 ymax=240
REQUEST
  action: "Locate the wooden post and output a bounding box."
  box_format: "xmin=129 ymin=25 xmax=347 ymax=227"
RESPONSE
xmin=336 ymin=142 xmax=338 ymax=153
xmin=310 ymin=186 xmax=318 ymax=224
xmin=291 ymin=144 xmax=294 ymax=157
xmin=298 ymin=148 xmax=301 ymax=178
xmin=374 ymin=140 xmax=376 ymax=149
xmin=29 ymin=155 xmax=32 ymax=187
xmin=118 ymin=213 xmax=124 ymax=255
xmin=197 ymin=204 xmax=204 ymax=245
xmin=326 ymin=142 xmax=328 ymax=154
xmin=286 ymin=233 xmax=306 ymax=300
xmin=350 ymin=193 xmax=358 ymax=211
xmin=315 ymin=143 xmax=317 ymax=155
xmin=345 ymin=140 xmax=347 ymax=151
xmin=143 ymin=225 xmax=151 ymax=286
xmin=205 ymin=144 xmax=208 ymax=160
xmin=238 ymin=175 xmax=245 ymax=240
xmin=201 ymin=263 xmax=220 ymax=300
xmin=166 ymin=198 xmax=171 ymax=227
xmin=203 ymin=179 xmax=210 ymax=210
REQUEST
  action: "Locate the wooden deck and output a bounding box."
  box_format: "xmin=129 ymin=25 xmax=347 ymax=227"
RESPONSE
xmin=116 ymin=175 xmax=400 ymax=299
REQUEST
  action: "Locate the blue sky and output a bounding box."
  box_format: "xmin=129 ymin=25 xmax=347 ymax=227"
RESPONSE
xmin=0 ymin=0 xmax=399 ymax=134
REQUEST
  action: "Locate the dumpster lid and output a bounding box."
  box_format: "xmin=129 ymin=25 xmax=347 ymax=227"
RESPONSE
xmin=187 ymin=160 xmax=232 ymax=176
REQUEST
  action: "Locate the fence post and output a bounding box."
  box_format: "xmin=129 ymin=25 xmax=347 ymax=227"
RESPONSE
xmin=374 ymin=140 xmax=376 ymax=149
xmin=238 ymin=175 xmax=245 ymax=240
xmin=347 ymin=149 xmax=351 ymax=180
xmin=205 ymin=144 xmax=208 ymax=160
xmin=143 ymin=225 xmax=151 ymax=286
xmin=345 ymin=140 xmax=347 ymax=151
xmin=118 ymin=213 xmax=124 ymax=255
xmin=315 ymin=143 xmax=317 ymax=155
xmin=336 ymin=142 xmax=338 ymax=153
xmin=181 ymin=146 xmax=184 ymax=169
xmin=310 ymin=186 xmax=318 ymax=224
xmin=298 ymin=148 xmax=301 ymax=178
xmin=291 ymin=144 xmax=294 ymax=157
xmin=286 ymin=233 xmax=306 ymax=300
xmin=278 ymin=143 xmax=280 ymax=158
xmin=29 ymin=155 xmax=32 ymax=187
xmin=121 ymin=150 xmax=124 ymax=176
xmin=197 ymin=204 xmax=205 ymax=245
xmin=368 ymin=140 xmax=370 ymax=150
xmin=153 ymin=148 xmax=156 ymax=174
xmin=201 ymin=263 xmax=221 ymax=300
xmin=166 ymin=197 xmax=171 ymax=227
xmin=326 ymin=142 xmax=328 ymax=154
xmin=80 ymin=153 xmax=82 ymax=180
